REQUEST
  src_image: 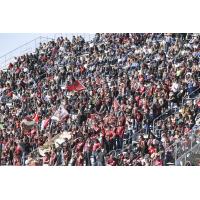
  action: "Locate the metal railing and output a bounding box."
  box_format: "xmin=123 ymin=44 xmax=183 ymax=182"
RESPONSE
xmin=176 ymin=140 xmax=200 ymax=166
xmin=106 ymin=128 xmax=145 ymax=154
xmin=104 ymin=123 xmax=200 ymax=166
xmin=0 ymin=34 xmax=95 ymax=70
xmin=0 ymin=36 xmax=53 ymax=70
xmin=152 ymin=109 xmax=172 ymax=134
xmin=154 ymin=99 xmax=197 ymax=134
xmin=154 ymin=97 xmax=200 ymax=165
xmin=182 ymin=87 xmax=200 ymax=105
xmin=158 ymin=125 xmax=200 ymax=166
xmin=153 ymin=86 xmax=200 ymax=135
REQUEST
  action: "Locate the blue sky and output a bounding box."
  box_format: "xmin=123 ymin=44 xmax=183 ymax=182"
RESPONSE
xmin=0 ymin=33 xmax=94 ymax=56
xmin=0 ymin=33 xmax=94 ymax=69
xmin=0 ymin=33 xmax=57 ymax=69
xmin=0 ymin=34 xmax=53 ymax=56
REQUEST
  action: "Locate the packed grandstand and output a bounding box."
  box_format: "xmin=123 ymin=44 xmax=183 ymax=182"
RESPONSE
xmin=0 ymin=33 xmax=199 ymax=166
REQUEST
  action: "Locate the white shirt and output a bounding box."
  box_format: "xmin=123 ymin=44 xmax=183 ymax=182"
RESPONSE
xmin=171 ymin=82 xmax=179 ymax=93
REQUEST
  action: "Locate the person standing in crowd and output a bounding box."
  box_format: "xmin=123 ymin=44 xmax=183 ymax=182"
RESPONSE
xmin=0 ymin=33 xmax=199 ymax=166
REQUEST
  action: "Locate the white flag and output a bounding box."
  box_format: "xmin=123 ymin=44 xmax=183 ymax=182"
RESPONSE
xmin=51 ymin=106 xmax=68 ymax=121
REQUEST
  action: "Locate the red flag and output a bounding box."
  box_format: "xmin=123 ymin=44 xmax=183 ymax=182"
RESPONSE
xmin=44 ymin=118 xmax=50 ymax=128
xmin=33 ymin=114 xmax=39 ymax=123
xmin=113 ymin=98 xmax=119 ymax=111
xmin=74 ymin=80 xmax=86 ymax=92
xmin=66 ymin=85 xmax=75 ymax=91
xmin=66 ymin=80 xmax=85 ymax=92
xmin=41 ymin=118 xmax=50 ymax=130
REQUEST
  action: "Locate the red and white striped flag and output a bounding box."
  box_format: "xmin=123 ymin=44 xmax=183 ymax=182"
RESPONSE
xmin=41 ymin=118 xmax=50 ymax=131
xmin=33 ymin=113 xmax=39 ymax=124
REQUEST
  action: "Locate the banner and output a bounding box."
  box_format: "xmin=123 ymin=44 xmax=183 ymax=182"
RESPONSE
xmin=66 ymin=85 xmax=75 ymax=92
xmin=21 ymin=118 xmax=35 ymax=129
xmin=74 ymin=80 xmax=86 ymax=91
xmin=51 ymin=105 xmax=69 ymax=121
xmin=66 ymin=80 xmax=86 ymax=92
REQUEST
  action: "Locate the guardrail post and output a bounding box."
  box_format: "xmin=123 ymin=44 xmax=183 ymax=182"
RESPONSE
xmin=184 ymin=154 xmax=187 ymax=165
xmin=175 ymin=143 xmax=177 ymax=164
xmin=191 ymin=135 xmax=193 ymax=150
xmin=152 ymin=121 xmax=154 ymax=134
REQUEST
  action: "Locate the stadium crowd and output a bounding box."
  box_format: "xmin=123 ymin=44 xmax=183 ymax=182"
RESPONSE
xmin=0 ymin=33 xmax=199 ymax=166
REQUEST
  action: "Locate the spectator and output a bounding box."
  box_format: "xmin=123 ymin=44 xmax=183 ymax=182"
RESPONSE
xmin=0 ymin=33 xmax=199 ymax=166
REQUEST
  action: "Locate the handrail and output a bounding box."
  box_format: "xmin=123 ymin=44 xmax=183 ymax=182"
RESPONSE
xmin=163 ymin=124 xmax=200 ymax=165
xmin=175 ymin=142 xmax=200 ymax=166
xmin=155 ymin=109 xmax=200 ymax=165
xmin=152 ymin=109 xmax=171 ymax=134
xmin=0 ymin=36 xmax=53 ymax=59
xmin=182 ymin=87 xmax=200 ymax=105
xmin=105 ymin=128 xmax=143 ymax=158
xmin=0 ymin=34 xmax=95 ymax=70
xmin=0 ymin=36 xmax=54 ymax=70
xmin=154 ymin=95 xmax=199 ymax=137
xmin=153 ymin=86 xmax=200 ymax=135
xmin=105 ymin=102 xmax=199 ymax=162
